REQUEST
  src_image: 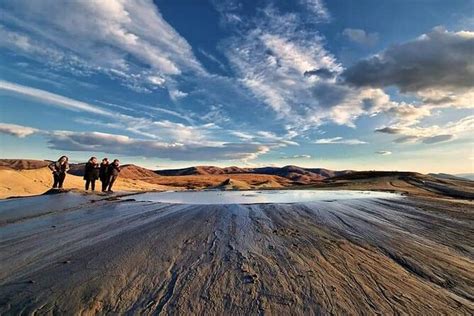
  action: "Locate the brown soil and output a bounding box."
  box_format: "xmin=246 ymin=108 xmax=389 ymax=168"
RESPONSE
xmin=0 ymin=193 xmax=472 ymax=314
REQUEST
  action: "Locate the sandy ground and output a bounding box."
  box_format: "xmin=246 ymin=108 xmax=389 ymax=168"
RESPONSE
xmin=0 ymin=167 xmax=290 ymax=199
xmin=0 ymin=192 xmax=472 ymax=314
xmin=0 ymin=167 xmax=170 ymax=199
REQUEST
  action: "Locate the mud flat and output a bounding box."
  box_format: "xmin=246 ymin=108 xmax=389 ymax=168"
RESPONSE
xmin=0 ymin=191 xmax=473 ymax=314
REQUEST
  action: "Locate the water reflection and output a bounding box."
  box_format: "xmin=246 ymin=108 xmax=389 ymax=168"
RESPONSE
xmin=131 ymin=190 xmax=399 ymax=205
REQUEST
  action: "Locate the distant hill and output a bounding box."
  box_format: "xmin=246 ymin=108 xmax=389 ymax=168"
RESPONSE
xmin=329 ymin=171 xmax=420 ymax=181
xmin=0 ymin=159 xmax=51 ymax=170
xmin=0 ymin=159 xmax=473 ymax=199
xmin=156 ymin=166 xmax=227 ymax=176
xmin=321 ymin=171 xmax=474 ymax=199
xmin=429 ymin=173 xmax=474 ymax=182
xmin=455 ymin=173 xmax=474 ymax=181
xmin=68 ymin=163 xmax=160 ymax=180
xmin=156 ymin=165 xmax=353 ymax=184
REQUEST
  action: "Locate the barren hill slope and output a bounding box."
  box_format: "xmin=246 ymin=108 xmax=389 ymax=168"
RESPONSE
xmin=0 ymin=167 xmax=170 ymax=199
xmin=0 ymin=159 xmax=51 ymax=170
xmin=318 ymin=171 xmax=474 ymax=199
xmin=156 ymin=165 xmax=352 ymax=184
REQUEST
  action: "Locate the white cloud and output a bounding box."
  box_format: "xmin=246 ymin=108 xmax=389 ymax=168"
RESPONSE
xmin=0 ymin=0 xmax=204 ymax=91
xmin=0 ymin=80 xmax=221 ymax=144
xmin=344 ymin=27 xmax=474 ymax=117
xmin=375 ymin=151 xmax=392 ymax=155
xmin=168 ymin=89 xmax=188 ymax=101
xmin=280 ymin=154 xmax=311 ymax=159
xmin=314 ymin=137 xmax=367 ymax=145
xmin=0 ymin=123 xmax=273 ymax=161
xmin=148 ymin=76 xmax=166 ymax=86
xmin=0 ymin=80 xmax=113 ymax=116
xmin=223 ymin=6 xmax=346 ymax=127
xmin=48 ymin=130 xmax=272 ymax=161
xmin=299 ymin=0 xmax=330 ymax=21
xmin=229 ymin=131 xmax=255 ymax=141
xmin=343 ymin=28 xmax=379 ymax=46
xmin=229 ymin=129 xmax=299 ymax=146
xmin=218 ymin=5 xmax=410 ymax=130
xmin=198 ymin=48 xmax=227 ymax=71
xmin=0 ymin=123 xmax=38 ymax=138
xmin=376 ymin=116 xmax=474 ymax=144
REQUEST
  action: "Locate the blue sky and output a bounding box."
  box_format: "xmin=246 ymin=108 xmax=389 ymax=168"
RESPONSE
xmin=0 ymin=0 xmax=473 ymax=173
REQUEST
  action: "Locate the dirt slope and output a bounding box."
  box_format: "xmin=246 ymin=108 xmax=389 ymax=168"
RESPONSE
xmin=321 ymin=171 xmax=474 ymax=199
xmin=213 ymin=178 xmax=253 ymax=190
xmin=0 ymin=193 xmax=472 ymax=314
xmin=0 ymin=167 xmax=169 ymax=198
xmin=155 ymin=165 xmax=353 ymax=183
xmin=0 ymin=159 xmax=51 ymax=170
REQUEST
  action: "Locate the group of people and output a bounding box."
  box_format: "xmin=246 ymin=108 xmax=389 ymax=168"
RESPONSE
xmin=48 ymin=156 xmax=121 ymax=193
xmin=84 ymin=157 xmax=121 ymax=192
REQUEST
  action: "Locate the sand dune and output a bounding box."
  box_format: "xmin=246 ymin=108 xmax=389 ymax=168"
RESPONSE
xmin=0 ymin=160 xmax=293 ymax=198
xmin=0 ymin=167 xmax=170 ymax=199
xmin=0 ymin=159 xmax=50 ymax=170
xmin=1 ymin=159 xmax=472 ymax=200
xmin=0 ymin=192 xmax=472 ymax=314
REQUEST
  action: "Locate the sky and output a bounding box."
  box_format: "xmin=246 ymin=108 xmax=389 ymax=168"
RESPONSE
xmin=0 ymin=0 xmax=473 ymax=173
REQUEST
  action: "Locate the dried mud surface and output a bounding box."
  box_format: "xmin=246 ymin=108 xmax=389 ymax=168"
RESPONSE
xmin=0 ymin=193 xmax=473 ymax=314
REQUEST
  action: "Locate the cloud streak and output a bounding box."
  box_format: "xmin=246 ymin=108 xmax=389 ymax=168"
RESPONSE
xmin=375 ymin=151 xmax=392 ymax=155
xmin=0 ymin=123 xmax=38 ymax=138
xmin=343 ymin=28 xmax=378 ymax=46
xmin=0 ymin=123 xmax=275 ymax=161
xmin=375 ymin=116 xmax=474 ymax=144
xmin=0 ymin=0 xmax=205 ymax=92
xmin=314 ymin=137 xmax=367 ymax=145
xmin=280 ymin=154 xmax=312 ymax=159
xmin=0 ymin=80 xmax=113 ymax=116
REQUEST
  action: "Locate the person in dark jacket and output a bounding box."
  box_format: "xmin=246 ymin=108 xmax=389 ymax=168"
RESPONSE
xmin=48 ymin=155 xmax=69 ymax=189
xmin=84 ymin=157 xmax=100 ymax=191
xmin=106 ymin=159 xmax=121 ymax=192
xmin=99 ymin=158 xmax=110 ymax=192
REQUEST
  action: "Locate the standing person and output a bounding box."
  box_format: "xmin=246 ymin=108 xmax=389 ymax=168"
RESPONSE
xmin=48 ymin=156 xmax=69 ymax=189
xmin=99 ymin=158 xmax=110 ymax=192
xmin=84 ymin=157 xmax=100 ymax=191
xmin=107 ymin=159 xmax=121 ymax=192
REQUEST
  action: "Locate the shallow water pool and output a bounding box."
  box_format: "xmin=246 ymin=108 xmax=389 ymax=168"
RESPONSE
xmin=130 ymin=190 xmax=399 ymax=205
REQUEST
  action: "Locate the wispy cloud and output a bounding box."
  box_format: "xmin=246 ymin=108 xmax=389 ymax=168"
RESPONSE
xmin=280 ymin=154 xmax=312 ymax=159
xmin=217 ymin=4 xmax=407 ymax=130
xmin=0 ymin=80 xmax=258 ymax=147
xmin=343 ymin=28 xmax=379 ymax=46
xmin=375 ymin=116 xmax=474 ymax=144
xmin=314 ymin=137 xmax=367 ymax=145
xmin=0 ymin=123 xmax=274 ymax=161
xmin=422 ymin=134 xmax=454 ymax=144
xmin=47 ymin=130 xmax=270 ymax=161
xmin=0 ymin=123 xmax=38 ymax=138
xmin=299 ymin=0 xmax=330 ymax=21
xmin=0 ymin=0 xmax=205 ymax=92
xmin=221 ymin=5 xmax=349 ymax=127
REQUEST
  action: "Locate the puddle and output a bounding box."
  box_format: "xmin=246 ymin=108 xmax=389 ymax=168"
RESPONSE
xmin=129 ymin=190 xmax=400 ymax=205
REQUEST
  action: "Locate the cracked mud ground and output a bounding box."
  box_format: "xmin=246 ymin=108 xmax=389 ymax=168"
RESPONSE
xmin=0 ymin=193 xmax=473 ymax=314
